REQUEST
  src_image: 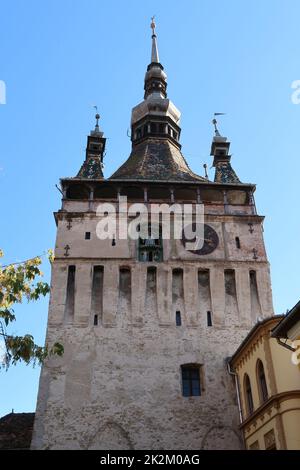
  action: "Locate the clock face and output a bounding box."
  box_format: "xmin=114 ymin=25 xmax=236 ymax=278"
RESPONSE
xmin=181 ymin=223 xmax=219 ymax=255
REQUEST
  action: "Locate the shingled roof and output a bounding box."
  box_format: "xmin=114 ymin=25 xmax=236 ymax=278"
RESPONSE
xmin=110 ymin=138 xmax=207 ymax=182
xmin=0 ymin=412 xmax=35 ymax=449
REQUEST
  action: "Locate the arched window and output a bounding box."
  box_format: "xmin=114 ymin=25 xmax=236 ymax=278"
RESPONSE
xmin=257 ymin=360 xmax=268 ymax=403
xmin=244 ymin=374 xmax=254 ymax=415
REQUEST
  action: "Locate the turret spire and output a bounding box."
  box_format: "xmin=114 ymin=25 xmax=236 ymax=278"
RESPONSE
xmin=210 ymin=116 xmax=241 ymax=184
xmin=76 ymin=110 xmax=106 ymax=179
xmin=150 ymin=16 xmax=159 ymax=63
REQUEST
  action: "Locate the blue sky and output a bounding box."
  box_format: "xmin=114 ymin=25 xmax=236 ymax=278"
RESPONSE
xmin=1 ymin=0 xmax=300 ymax=416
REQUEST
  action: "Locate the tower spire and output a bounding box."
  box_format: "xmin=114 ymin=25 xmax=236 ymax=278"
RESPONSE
xmin=110 ymin=21 xmax=207 ymax=182
xmin=144 ymin=17 xmax=167 ymax=100
xmin=150 ymin=16 xmax=159 ymax=63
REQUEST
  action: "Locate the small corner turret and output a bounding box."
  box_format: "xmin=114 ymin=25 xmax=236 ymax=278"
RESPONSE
xmin=210 ymin=115 xmax=241 ymax=184
xmin=77 ymin=112 xmax=106 ymax=179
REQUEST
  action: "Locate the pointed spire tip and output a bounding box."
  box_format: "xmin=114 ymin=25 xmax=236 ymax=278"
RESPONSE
xmin=150 ymin=16 xmax=159 ymax=63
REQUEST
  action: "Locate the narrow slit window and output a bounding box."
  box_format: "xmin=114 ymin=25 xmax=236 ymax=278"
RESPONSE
xmin=65 ymin=265 xmax=75 ymax=320
xmin=85 ymin=232 xmax=91 ymax=240
xmin=176 ymin=311 xmax=181 ymax=326
xmin=91 ymin=266 xmax=104 ymax=324
xmin=235 ymin=237 xmax=241 ymax=249
xmin=257 ymin=360 xmax=268 ymax=403
xmin=207 ymin=311 xmax=212 ymax=327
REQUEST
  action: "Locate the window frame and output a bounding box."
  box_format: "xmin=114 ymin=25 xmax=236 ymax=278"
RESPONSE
xmin=176 ymin=311 xmax=182 ymax=326
xmin=181 ymin=364 xmax=202 ymax=397
xmin=244 ymin=373 xmax=254 ymax=416
xmin=256 ymin=359 xmax=268 ymax=404
xmin=138 ymin=223 xmax=163 ymax=262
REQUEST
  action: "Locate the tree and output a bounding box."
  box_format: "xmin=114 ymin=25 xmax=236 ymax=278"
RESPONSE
xmin=0 ymin=249 xmax=63 ymax=369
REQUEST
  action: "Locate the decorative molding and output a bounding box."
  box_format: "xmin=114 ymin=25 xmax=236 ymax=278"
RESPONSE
xmin=264 ymin=429 xmax=275 ymax=449
xmin=240 ymin=390 xmax=300 ymax=431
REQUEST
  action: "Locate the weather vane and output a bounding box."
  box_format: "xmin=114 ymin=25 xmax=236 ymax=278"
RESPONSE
xmin=212 ymin=112 xmax=225 ymax=136
xmin=151 ymin=15 xmax=156 ymax=36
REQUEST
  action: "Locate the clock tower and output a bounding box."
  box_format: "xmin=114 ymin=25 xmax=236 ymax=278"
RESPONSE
xmin=32 ymin=21 xmax=274 ymax=450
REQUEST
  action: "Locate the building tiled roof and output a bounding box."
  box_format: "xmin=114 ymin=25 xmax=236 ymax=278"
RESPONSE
xmin=77 ymin=156 xmax=104 ymax=179
xmin=110 ymin=138 xmax=207 ymax=182
xmin=0 ymin=412 xmax=35 ymax=449
xmin=214 ymin=161 xmax=241 ymax=184
xmin=271 ymin=300 xmax=300 ymax=339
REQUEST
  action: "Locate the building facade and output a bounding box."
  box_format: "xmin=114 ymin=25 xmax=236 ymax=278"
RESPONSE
xmin=229 ymin=316 xmax=300 ymax=449
xmin=31 ymin=23 xmax=274 ymax=450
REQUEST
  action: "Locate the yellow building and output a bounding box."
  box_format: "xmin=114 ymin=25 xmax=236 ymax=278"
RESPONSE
xmin=271 ymin=300 xmax=300 ymax=369
xmin=229 ymin=315 xmax=300 ymax=450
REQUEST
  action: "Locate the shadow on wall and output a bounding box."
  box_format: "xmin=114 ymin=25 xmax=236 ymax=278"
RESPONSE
xmin=87 ymin=421 xmax=133 ymax=450
xmin=201 ymin=425 xmax=243 ymax=450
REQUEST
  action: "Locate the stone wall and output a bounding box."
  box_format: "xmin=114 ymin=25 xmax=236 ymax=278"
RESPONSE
xmin=31 ymin=205 xmax=274 ymax=450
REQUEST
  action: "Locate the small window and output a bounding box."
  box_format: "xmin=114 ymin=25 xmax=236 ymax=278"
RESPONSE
xmin=207 ymin=311 xmax=212 ymax=327
xmin=257 ymin=360 xmax=268 ymax=403
xmin=235 ymin=237 xmax=241 ymax=249
xmin=181 ymin=365 xmax=201 ymax=397
xmin=176 ymin=311 xmax=181 ymax=326
xmin=93 ymin=314 xmax=98 ymax=326
xmin=85 ymin=232 xmax=91 ymax=240
xmin=244 ymin=374 xmax=254 ymax=415
xmin=112 ymin=238 xmax=116 ymax=246
xmin=65 ymin=265 xmax=76 ymax=321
